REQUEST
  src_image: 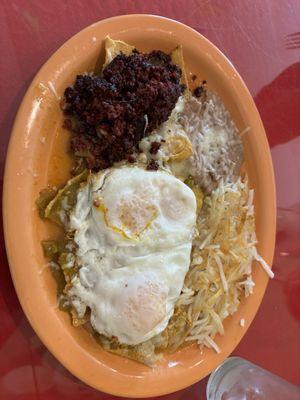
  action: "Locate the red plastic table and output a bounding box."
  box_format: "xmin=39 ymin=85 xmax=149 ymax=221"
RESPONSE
xmin=1 ymin=1 xmax=300 ymax=399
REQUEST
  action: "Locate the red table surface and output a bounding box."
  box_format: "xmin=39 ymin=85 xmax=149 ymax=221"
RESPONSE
xmin=0 ymin=1 xmax=300 ymax=399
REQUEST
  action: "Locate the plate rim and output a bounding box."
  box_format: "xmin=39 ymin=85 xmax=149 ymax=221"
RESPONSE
xmin=3 ymin=14 xmax=276 ymax=397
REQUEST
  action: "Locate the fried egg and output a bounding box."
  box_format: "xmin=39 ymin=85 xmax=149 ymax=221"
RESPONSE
xmin=69 ymin=167 xmax=196 ymax=345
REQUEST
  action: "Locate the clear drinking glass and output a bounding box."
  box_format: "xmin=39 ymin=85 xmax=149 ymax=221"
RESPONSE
xmin=206 ymin=357 xmax=300 ymax=400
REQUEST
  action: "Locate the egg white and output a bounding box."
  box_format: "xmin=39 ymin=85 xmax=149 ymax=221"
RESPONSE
xmin=69 ymin=166 xmax=196 ymax=345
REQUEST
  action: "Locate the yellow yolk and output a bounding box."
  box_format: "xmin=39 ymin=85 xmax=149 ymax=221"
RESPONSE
xmin=94 ymin=195 xmax=157 ymax=240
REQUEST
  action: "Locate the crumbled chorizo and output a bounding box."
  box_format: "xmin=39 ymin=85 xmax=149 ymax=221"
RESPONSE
xmin=62 ymin=51 xmax=184 ymax=171
xmin=149 ymin=141 xmax=161 ymax=155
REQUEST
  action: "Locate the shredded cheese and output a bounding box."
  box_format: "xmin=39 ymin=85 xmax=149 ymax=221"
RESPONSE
xmin=48 ymin=81 xmax=60 ymax=101
xmin=178 ymin=178 xmax=273 ymax=354
xmin=215 ymin=254 xmax=228 ymax=292
xmin=253 ymin=248 xmax=274 ymax=279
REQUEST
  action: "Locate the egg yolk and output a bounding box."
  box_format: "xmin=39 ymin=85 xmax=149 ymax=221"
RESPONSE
xmin=94 ymin=195 xmax=157 ymax=239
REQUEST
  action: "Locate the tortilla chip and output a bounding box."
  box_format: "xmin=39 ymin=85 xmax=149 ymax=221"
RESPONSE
xmin=103 ymin=36 xmax=135 ymax=68
xmin=44 ymin=170 xmax=88 ymax=226
xmin=103 ymin=38 xmax=189 ymax=100
xmin=170 ymin=45 xmax=190 ymax=100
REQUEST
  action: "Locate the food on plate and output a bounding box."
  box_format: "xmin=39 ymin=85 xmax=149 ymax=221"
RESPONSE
xmin=170 ymin=45 xmax=190 ymax=100
xmin=103 ymin=36 xmax=135 ymax=68
xmin=68 ymin=168 xmax=196 ymax=346
xmin=181 ymin=94 xmax=244 ymax=194
xmin=38 ymin=37 xmax=273 ymax=365
xmin=62 ymin=45 xmax=184 ymax=172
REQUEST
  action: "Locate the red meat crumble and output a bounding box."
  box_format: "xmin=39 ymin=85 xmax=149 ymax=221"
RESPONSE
xmin=62 ymin=50 xmax=184 ymax=171
xmin=146 ymin=159 xmax=159 ymax=171
xmin=149 ymin=141 xmax=161 ymax=155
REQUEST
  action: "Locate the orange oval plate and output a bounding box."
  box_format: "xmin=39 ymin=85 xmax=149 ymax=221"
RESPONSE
xmin=3 ymin=15 xmax=276 ymax=398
